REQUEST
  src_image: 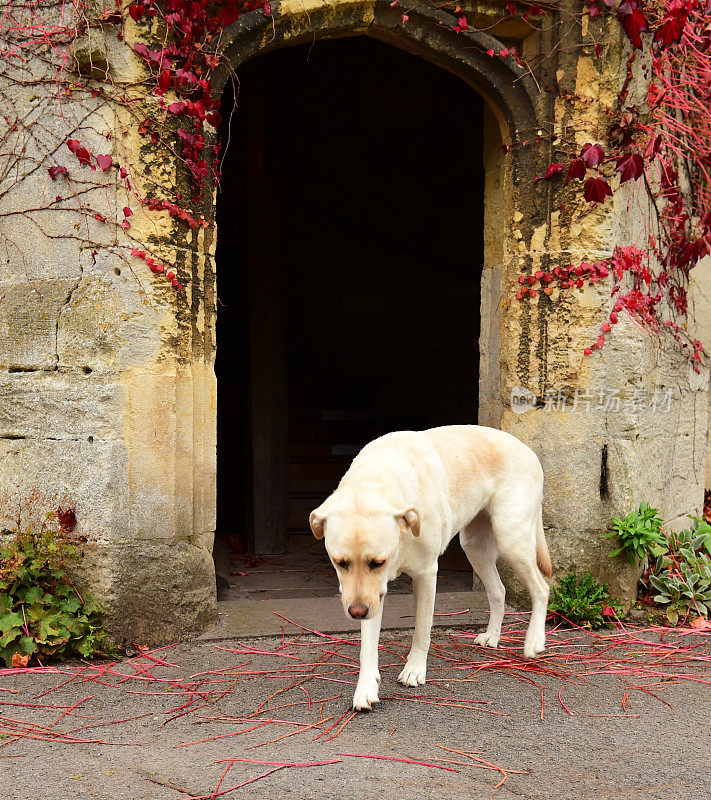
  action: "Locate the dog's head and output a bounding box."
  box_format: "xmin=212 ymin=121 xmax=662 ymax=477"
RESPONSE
xmin=309 ymin=493 xmax=419 ymax=621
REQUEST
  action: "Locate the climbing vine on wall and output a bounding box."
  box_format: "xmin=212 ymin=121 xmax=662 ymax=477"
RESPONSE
xmin=0 ymin=0 xmax=708 ymax=365
xmin=508 ymin=0 xmax=711 ymax=367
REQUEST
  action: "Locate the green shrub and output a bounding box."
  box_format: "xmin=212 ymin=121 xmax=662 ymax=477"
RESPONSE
xmin=0 ymin=518 xmax=112 ymax=667
xmin=549 ymin=572 xmax=621 ymax=629
xmin=644 ymin=517 xmax=711 ymax=625
xmin=604 ymin=502 xmax=666 ymax=564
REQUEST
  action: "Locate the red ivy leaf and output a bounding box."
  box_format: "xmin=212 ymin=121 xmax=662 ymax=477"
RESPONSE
xmin=583 ymin=176 xmax=613 ymax=203
xmin=175 ymin=68 xmax=197 ymax=86
xmin=617 ymin=152 xmax=644 ymax=183
xmin=581 ymin=143 xmax=605 ymax=167
xmin=157 ymin=70 xmax=172 ymax=94
xmin=544 ymin=162 xmax=563 ymax=179
xmin=96 ymin=154 xmax=113 ymax=171
xmin=617 ymin=1 xmax=649 ymax=49
xmin=565 ymin=159 xmax=587 ymax=184
xmin=186 ymin=159 xmax=209 ymax=178
xmin=123 ymin=206 xmax=133 ymax=217
xmin=48 ymin=165 xmax=67 ymax=180
xmin=70 ymin=145 xmax=92 ymax=167
xmin=654 ymin=19 xmax=684 ymax=47
xmin=654 ymin=2 xmax=689 ymax=48
xmin=56 ymin=506 xmax=77 ymax=532
xmin=644 ymin=134 xmax=662 ymax=160
xmin=128 ymin=3 xmax=144 ymax=23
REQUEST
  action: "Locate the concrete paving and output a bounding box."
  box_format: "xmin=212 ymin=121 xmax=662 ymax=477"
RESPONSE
xmin=2 ymin=607 xmax=710 ymax=800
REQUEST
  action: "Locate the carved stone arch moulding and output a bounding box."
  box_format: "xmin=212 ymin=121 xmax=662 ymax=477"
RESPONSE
xmin=204 ymin=0 xmax=554 ymax=425
xmin=213 ymin=0 xmax=550 ymax=220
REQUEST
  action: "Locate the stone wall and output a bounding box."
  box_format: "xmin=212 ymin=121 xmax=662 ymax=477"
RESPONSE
xmin=0 ymin=0 xmax=708 ymax=641
xmin=0 ymin=7 xmax=217 ymax=643
xmin=495 ymin=14 xmax=709 ymax=603
xmin=689 ymin=255 xmax=711 ymax=490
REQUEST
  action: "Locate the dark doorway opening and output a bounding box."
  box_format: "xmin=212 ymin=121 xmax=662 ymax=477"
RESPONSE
xmin=215 ymin=36 xmax=485 ymax=594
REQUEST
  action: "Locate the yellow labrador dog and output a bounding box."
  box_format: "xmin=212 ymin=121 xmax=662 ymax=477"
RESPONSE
xmin=310 ymin=425 xmax=551 ymax=711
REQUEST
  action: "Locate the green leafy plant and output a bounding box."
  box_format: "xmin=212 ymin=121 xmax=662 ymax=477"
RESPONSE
xmin=0 ymin=517 xmax=112 ymax=667
xmin=605 ymin=502 xmax=667 ymax=564
xmin=643 ymin=518 xmax=711 ymax=625
xmin=549 ymin=572 xmax=622 ymax=629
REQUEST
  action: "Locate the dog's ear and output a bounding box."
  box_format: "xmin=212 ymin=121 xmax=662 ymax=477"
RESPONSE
xmin=309 ymin=508 xmax=327 ymax=540
xmin=396 ymin=507 xmax=420 ymax=537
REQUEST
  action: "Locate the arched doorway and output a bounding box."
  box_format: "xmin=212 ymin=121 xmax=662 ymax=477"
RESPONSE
xmin=214 ymin=35 xmax=486 ymax=584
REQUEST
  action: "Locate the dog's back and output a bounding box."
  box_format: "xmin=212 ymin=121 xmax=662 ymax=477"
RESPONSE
xmin=423 ymin=424 xmax=543 ymax=514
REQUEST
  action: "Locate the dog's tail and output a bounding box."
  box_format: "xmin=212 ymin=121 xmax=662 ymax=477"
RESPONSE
xmin=536 ymin=511 xmax=552 ymax=579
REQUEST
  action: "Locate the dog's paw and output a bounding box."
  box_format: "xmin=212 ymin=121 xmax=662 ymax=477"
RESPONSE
xmin=474 ymin=631 xmax=500 ymax=649
xmin=523 ymin=633 xmax=545 ymax=659
xmin=397 ymin=659 xmax=427 ymax=687
xmin=352 ymin=672 xmax=381 ymax=711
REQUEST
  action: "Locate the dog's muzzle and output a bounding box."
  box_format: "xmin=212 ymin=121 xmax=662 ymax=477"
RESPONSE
xmin=348 ymin=602 xmax=369 ymax=619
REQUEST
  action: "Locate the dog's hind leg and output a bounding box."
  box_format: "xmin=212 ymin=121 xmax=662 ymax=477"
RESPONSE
xmin=509 ymin=542 xmax=549 ymax=658
xmin=489 ymin=503 xmax=549 ymax=659
xmin=461 ymin=513 xmax=506 ymax=649
xmin=398 ymin=567 xmax=437 ymax=686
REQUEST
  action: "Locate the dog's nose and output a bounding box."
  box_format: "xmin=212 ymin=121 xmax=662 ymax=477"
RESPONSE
xmin=348 ymin=602 xmax=369 ymax=619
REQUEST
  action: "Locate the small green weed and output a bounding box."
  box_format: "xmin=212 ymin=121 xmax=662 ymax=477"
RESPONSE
xmin=604 ymin=502 xmax=666 ymax=564
xmin=549 ymin=572 xmax=621 ymax=629
xmin=0 ymin=515 xmax=112 ymax=667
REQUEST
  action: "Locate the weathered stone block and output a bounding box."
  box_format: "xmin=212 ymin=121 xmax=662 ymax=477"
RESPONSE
xmin=0 ymin=281 xmax=76 ymax=370
xmin=0 ymin=372 xmax=126 ymax=440
xmin=0 ymin=437 xmax=129 ymax=540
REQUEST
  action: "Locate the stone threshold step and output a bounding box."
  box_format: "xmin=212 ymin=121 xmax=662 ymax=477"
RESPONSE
xmin=199 ymin=590 xmax=499 ymax=642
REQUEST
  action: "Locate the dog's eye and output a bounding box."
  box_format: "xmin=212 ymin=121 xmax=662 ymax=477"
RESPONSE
xmin=368 ymin=559 xmax=386 ymax=570
xmin=334 ymin=559 xmax=350 ymax=570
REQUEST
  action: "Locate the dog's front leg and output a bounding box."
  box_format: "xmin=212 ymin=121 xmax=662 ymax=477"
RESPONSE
xmin=352 ymin=601 xmax=384 ymax=711
xmin=398 ymin=568 xmax=437 ymax=687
